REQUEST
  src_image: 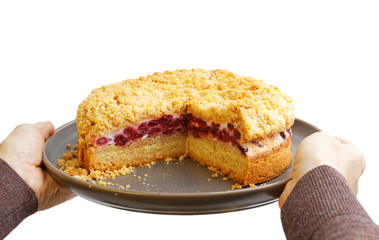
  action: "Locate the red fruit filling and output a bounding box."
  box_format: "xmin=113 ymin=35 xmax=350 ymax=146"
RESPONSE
xmin=96 ymin=137 xmax=110 ymax=146
xmin=287 ymin=128 xmax=292 ymax=137
xmin=280 ymin=132 xmax=286 ymax=140
xmin=185 ymin=114 xmax=246 ymax=154
xmin=147 ymin=127 xmax=160 ymax=137
xmin=159 ymin=115 xmax=173 ymax=127
xmin=252 ymin=141 xmax=264 ymax=148
xmin=94 ymin=113 xmax=290 ymax=156
xmin=114 ymin=134 xmax=128 ymax=146
xmin=233 ymin=129 xmax=241 ymax=140
xmin=95 ymin=114 xmax=186 ymax=147
xmin=123 ymin=127 xmax=139 ymax=140
xmin=147 ymin=119 xmax=159 ymax=127
xmin=138 ymin=122 xmax=148 ymax=134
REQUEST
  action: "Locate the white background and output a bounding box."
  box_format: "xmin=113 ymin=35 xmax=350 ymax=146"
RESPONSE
xmin=1 ymin=1 xmax=378 ymax=239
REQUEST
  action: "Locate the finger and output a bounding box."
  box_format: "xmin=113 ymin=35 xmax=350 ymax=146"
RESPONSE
xmin=353 ymin=182 xmax=358 ymax=195
xmin=34 ymin=121 xmax=55 ymax=141
xmin=334 ymin=136 xmax=355 ymax=146
xmin=360 ymin=156 xmax=366 ymax=175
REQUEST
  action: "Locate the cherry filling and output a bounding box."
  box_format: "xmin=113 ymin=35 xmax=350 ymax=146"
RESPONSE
xmin=280 ymin=131 xmax=286 ymax=140
xmin=114 ymin=134 xmax=128 ymax=146
xmin=94 ymin=113 xmax=290 ymax=156
xmin=186 ymin=114 xmax=245 ymax=154
xmin=94 ymin=114 xmax=187 ymax=147
xmin=252 ymin=141 xmax=264 ymax=148
xmin=96 ymin=137 xmax=110 ymax=146
xmin=186 ymin=114 xmax=241 ymax=142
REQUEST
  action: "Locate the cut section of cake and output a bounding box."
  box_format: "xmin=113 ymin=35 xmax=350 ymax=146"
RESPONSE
xmin=76 ymin=69 xmax=295 ymax=186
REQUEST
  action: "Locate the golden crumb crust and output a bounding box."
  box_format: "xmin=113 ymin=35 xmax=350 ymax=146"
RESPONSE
xmin=76 ymin=69 xmax=295 ymax=150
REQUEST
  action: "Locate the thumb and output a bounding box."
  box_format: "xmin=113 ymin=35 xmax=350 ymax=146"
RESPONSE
xmin=34 ymin=121 xmax=55 ymax=141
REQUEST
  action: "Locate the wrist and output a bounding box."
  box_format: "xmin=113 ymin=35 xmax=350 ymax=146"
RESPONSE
xmin=279 ymin=179 xmax=296 ymax=209
xmin=0 ymin=152 xmax=41 ymax=200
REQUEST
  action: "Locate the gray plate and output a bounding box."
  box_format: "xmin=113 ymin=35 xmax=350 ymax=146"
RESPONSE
xmin=43 ymin=118 xmax=320 ymax=214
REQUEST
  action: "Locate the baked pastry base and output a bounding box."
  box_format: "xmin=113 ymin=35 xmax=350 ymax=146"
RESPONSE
xmin=189 ymin=134 xmax=292 ymax=185
xmin=82 ymin=132 xmax=187 ymax=171
xmin=82 ymin=130 xmax=292 ymax=186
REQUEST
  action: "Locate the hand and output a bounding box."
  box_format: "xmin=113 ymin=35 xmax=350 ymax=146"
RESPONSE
xmin=279 ymin=132 xmax=366 ymax=209
xmin=0 ymin=121 xmax=75 ymax=211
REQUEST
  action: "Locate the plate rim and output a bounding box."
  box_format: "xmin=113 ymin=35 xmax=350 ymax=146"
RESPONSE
xmin=42 ymin=118 xmax=320 ymax=213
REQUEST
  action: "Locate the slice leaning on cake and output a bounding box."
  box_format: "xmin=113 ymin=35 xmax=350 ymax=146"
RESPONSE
xmin=76 ymin=69 xmax=295 ymax=186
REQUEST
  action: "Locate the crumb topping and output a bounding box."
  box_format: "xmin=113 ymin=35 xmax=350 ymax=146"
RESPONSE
xmin=76 ymin=69 xmax=295 ymax=149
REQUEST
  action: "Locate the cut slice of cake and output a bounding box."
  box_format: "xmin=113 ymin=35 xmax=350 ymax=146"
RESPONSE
xmin=76 ymin=69 xmax=295 ymax=186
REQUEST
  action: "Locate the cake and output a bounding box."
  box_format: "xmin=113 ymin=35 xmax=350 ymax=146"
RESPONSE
xmin=76 ymin=69 xmax=295 ymax=186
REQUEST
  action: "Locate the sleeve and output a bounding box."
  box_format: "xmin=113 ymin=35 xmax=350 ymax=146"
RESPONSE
xmin=281 ymin=165 xmax=379 ymax=240
xmin=0 ymin=158 xmax=38 ymax=239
